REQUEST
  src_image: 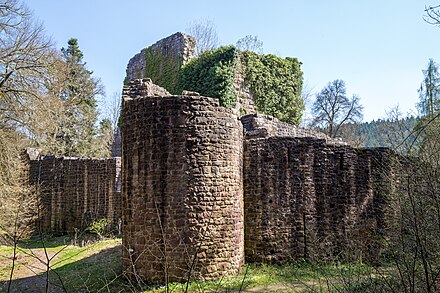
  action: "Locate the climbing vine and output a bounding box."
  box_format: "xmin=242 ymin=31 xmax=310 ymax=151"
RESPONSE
xmin=241 ymin=51 xmax=304 ymax=125
xmin=144 ymin=46 xmax=183 ymax=94
xmin=142 ymin=44 xmax=304 ymax=124
xmin=180 ymin=46 xmax=238 ymax=108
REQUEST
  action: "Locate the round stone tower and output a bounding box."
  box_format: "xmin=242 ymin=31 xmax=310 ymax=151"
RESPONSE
xmin=121 ymin=79 xmax=244 ymax=284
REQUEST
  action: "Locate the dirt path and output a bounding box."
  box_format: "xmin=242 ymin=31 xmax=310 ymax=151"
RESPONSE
xmin=1 ymin=248 xmax=65 ymax=292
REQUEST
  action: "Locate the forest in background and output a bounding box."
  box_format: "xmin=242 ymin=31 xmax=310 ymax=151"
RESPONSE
xmin=1 ymin=0 xmax=440 ymax=292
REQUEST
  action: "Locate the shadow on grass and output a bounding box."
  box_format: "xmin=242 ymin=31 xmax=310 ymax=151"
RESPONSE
xmin=1 ymin=247 xmax=393 ymax=293
xmin=0 ymin=244 xmax=128 ymax=293
xmin=18 ymin=233 xmax=103 ymax=250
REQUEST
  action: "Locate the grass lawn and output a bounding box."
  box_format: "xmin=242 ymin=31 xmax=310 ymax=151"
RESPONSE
xmin=0 ymin=235 xmax=393 ymax=292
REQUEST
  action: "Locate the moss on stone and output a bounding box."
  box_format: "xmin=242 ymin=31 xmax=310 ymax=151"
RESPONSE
xmin=143 ymin=44 xmax=304 ymax=124
xmin=144 ymin=46 xmax=183 ymax=95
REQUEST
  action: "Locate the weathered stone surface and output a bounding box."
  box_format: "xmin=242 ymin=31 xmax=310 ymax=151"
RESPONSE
xmin=182 ymin=90 xmax=200 ymax=96
xmin=241 ymin=113 xmax=344 ymax=143
xmin=125 ymin=32 xmax=195 ymax=82
xmin=122 ymin=79 xmax=244 ymax=283
xmin=29 ymin=156 xmax=122 ymax=233
xmin=234 ymin=72 xmax=257 ymax=115
xmin=27 ymin=72 xmax=397 ymax=283
xmin=243 ymin=135 xmax=396 ymax=263
xmin=119 ymin=78 xmax=397 ymax=283
xmin=123 ymin=78 xmax=170 ymax=98
xmin=111 ymin=127 xmax=122 ymax=157
xmin=25 ymin=147 xmax=42 ymax=160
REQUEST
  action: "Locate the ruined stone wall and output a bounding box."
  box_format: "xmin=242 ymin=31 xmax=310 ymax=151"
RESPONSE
xmin=125 ymin=32 xmax=195 ymax=83
xmin=243 ymin=134 xmax=395 ymax=263
xmin=29 ymin=156 xmax=122 ymax=233
xmin=234 ymin=73 xmax=257 ymax=115
xmin=122 ymin=79 xmax=244 ymax=284
xmin=241 ymin=113 xmax=343 ymax=142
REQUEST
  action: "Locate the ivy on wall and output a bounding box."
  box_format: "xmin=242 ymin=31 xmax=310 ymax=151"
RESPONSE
xmin=180 ymin=46 xmax=238 ymax=108
xmin=143 ymin=44 xmax=304 ymax=124
xmin=241 ymin=51 xmax=304 ymax=125
xmin=144 ymin=47 xmax=183 ymax=95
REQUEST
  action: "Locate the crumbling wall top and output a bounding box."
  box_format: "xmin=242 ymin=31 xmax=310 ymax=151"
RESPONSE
xmin=125 ymin=32 xmax=196 ymax=83
xmin=241 ymin=113 xmax=348 ymax=145
xmin=122 ymin=78 xmax=170 ymax=100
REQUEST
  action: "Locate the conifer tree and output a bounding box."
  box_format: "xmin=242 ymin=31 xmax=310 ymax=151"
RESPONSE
xmin=54 ymin=38 xmax=104 ymax=157
xmin=418 ymin=59 xmax=440 ymax=117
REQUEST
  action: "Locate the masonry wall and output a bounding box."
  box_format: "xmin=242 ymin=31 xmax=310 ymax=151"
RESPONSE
xmin=122 ymin=79 xmax=244 ymax=284
xmin=29 ymin=157 xmax=122 ymax=233
xmin=125 ymin=32 xmax=195 ymax=86
xmin=241 ymin=113 xmax=341 ymax=141
xmin=243 ymin=135 xmax=395 ymax=263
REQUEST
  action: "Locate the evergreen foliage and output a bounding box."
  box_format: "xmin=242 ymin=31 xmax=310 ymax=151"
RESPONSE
xmin=179 ymin=46 xmax=304 ymax=124
xmin=241 ymin=51 xmax=303 ymax=125
xmin=418 ymin=59 xmax=440 ymax=117
xmin=144 ymin=46 xmax=183 ymax=95
xmin=143 ymin=44 xmax=304 ymax=124
xmin=415 ymin=59 xmax=440 ymax=162
xmin=180 ymin=46 xmax=238 ymax=108
xmin=53 ymin=38 xmax=104 ymax=157
xmin=337 ymin=116 xmax=417 ymax=149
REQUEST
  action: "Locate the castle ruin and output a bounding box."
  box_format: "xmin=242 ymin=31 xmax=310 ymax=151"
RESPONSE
xmin=29 ymin=32 xmax=398 ymax=285
xmin=120 ymin=77 xmax=396 ymax=283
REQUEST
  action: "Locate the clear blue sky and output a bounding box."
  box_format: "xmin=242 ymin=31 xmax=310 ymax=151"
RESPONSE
xmin=26 ymin=0 xmax=440 ymax=122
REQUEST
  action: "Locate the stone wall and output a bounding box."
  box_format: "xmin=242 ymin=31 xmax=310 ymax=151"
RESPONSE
xmin=241 ymin=113 xmax=343 ymax=143
xmin=125 ymin=32 xmax=195 ymax=84
xmin=125 ymin=33 xmax=259 ymax=115
xmin=234 ymin=73 xmax=257 ymax=115
xmin=29 ymin=156 xmax=122 ymax=233
xmin=121 ymin=79 xmax=244 ymax=283
xmin=243 ymin=135 xmax=396 ymax=263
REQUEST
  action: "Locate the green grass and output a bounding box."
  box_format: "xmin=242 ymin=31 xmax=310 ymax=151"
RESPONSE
xmin=0 ymin=235 xmax=124 ymax=292
xmin=0 ymin=235 xmax=393 ymax=292
xmin=137 ymin=261 xmax=390 ymax=292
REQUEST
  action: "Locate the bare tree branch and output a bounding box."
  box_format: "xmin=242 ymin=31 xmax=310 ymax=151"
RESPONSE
xmin=186 ymin=19 xmax=219 ymax=55
xmin=310 ymin=79 xmax=363 ymax=138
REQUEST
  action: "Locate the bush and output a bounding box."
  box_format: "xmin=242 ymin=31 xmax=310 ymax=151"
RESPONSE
xmin=85 ymin=218 xmax=109 ymax=240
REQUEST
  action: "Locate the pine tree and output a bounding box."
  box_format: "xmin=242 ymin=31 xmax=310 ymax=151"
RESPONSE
xmin=418 ymin=59 xmax=440 ymax=117
xmin=55 ymin=38 xmax=104 ymax=157
xmin=414 ymin=60 xmax=440 ymax=165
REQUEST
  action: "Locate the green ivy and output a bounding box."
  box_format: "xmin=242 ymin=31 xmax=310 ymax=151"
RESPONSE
xmin=241 ymin=51 xmax=304 ymax=125
xmin=142 ymin=44 xmax=304 ymax=124
xmin=180 ymin=46 xmax=238 ymax=108
xmin=144 ymin=47 xmax=183 ymax=94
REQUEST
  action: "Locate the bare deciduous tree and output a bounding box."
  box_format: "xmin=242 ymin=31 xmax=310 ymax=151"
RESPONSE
xmin=92 ymin=91 xmax=122 ymax=157
xmin=0 ymin=0 xmax=49 ymax=240
xmin=385 ymin=112 xmax=440 ymax=292
xmin=300 ymin=81 xmax=314 ymax=127
xmin=236 ymin=35 xmax=263 ymax=54
xmin=0 ymin=129 xmax=39 ymax=292
xmin=311 ymin=79 xmax=363 ymax=138
xmin=186 ymin=19 xmax=219 ymax=55
xmin=424 ymin=4 xmax=440 ymax=25
xmin=101 ymin=91 xmax=121 ymax=133
xmin=0 ymin=0 xmax=54 ymax=129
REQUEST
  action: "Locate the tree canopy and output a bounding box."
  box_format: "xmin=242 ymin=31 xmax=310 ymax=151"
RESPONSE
xmin=52 ymin=38 xmax=104 ymax=157
xmin=418 ymin=58 xmax=440 ymax=117
xmin=311 ymin=79 xmax=363 ymax=138
xmin=180 ymin=46 xmax=304 ymax=125
xmin=0 ymin=0 xmax=111 ymax=158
